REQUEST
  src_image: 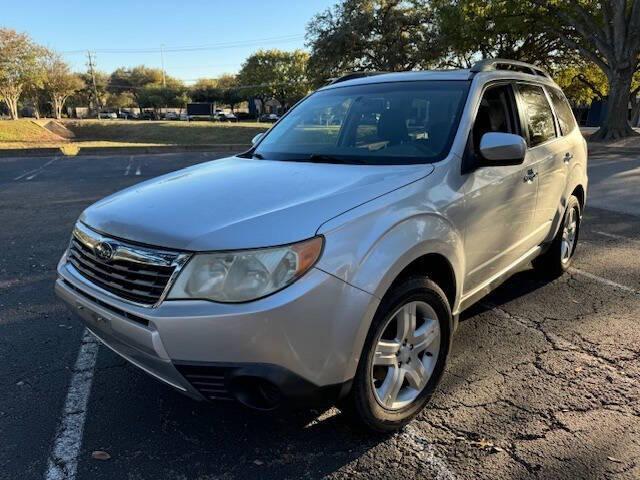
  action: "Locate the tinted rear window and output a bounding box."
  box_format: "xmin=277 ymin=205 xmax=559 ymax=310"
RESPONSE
xmin=547 ymin=87 xmax=577 ymax=135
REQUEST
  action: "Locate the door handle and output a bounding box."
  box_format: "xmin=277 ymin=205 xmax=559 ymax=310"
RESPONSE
xmin=563 ymin=152 xmax=573 ymax=163
xmin=523 ymin=169 xmax=537 ymax=183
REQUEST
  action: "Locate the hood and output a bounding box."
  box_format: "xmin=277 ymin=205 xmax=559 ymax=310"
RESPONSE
xmin=80 ymin=156 xmax=433 ymax=251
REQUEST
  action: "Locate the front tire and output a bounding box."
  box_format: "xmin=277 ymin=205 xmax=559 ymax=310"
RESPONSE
xmin=534 ymin=195 xmax=581 ymax=278
xmin=346 ymin=277 xmax=452 ymax=432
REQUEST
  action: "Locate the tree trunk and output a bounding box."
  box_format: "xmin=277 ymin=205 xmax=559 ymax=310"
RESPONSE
xmin=630 ymin=94 xmax=640 ymax=127
xmin=53 ymin=96 xmax=62 ymax=120
xmin=591 ymin=67 xmax=639 ymax=141
xmin=5 ymin=96 xmax=19 ymax=119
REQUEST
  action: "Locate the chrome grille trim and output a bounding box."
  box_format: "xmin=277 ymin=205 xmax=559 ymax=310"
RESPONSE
xmin=67 ymin=222 xmax=190 ymax=308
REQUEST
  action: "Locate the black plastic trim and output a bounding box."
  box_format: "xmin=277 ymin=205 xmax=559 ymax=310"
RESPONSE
xmin=173 ymin=360 xmax=353 ymax=408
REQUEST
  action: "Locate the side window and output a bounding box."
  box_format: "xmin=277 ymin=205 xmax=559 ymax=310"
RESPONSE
xmin=517 ymin=84 xmax=557 ymax=147
xmin=547 ymin=87 xmax=577 ymax=135
xmin=472 ymin=84 xmax=519 ymax=151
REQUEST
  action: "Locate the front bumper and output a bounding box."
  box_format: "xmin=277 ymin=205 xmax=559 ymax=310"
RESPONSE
xmin=55 ymin=260 xmax=378 ymax=405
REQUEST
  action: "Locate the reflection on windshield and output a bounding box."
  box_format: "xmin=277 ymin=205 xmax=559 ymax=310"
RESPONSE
xmin=255 ymin=80 xmax=470 ymax=165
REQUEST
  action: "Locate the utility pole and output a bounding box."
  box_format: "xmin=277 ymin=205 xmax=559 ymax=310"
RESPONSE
xmin=160 ymin=44 xmax=166 ymax=87
xmin=86 ymin=51 xmax=102 ymax=113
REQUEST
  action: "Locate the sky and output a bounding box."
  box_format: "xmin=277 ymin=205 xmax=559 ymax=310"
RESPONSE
xmin=2 ymin=0 xmax=337 ymax=83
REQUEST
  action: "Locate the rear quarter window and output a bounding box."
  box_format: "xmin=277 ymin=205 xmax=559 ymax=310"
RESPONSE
xmin=547 ymin=87 xmax=577 ymax=135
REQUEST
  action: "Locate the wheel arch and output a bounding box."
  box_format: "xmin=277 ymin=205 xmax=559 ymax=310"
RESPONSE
xmin=388 ymin=253 xmax=457 ymax=311
xmin=571 ymin=184 xmax=586 ymax=212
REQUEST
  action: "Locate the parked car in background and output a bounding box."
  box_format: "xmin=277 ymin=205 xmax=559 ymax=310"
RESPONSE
xmin=179 ymin=112 xmax=189 ymax=121
xmin=259 ymin=113 xmax=280 ymax=123
xmin=164 ymin=112 xmax=180 ymax=121
xmin=98 ymin=111 xmax=117 ymax=120
xmin=139 ymin=111 xmax=159 ymax=121
xmin=215 ymin=112 xmax=238 ymax=122
xmin=235 ymin=112 xmax=254 ymax=122
xmin=118 ymin=111 xmax=138 ymax=120
xmin=55 ymin=59 xmax=587 ymax=432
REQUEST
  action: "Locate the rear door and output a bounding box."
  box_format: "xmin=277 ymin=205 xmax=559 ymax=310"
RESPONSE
xmin=515 ymin=83 xmax=567 ymax=245
xmin=545 ymin=85 xmax=581 ymax=224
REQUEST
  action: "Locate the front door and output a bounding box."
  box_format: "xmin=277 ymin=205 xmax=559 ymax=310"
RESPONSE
xmin=461 ymin=83 xmax=539 ymax=295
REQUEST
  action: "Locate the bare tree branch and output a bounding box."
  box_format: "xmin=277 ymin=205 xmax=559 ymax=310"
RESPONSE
xmin=573 ymin=73 xmax=606 ymax=98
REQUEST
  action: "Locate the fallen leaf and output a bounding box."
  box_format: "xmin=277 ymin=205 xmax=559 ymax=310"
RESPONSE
xmin=574 ymin=367 xmax=583 ymax=373
xmin=470 ymin=438 xmax=494 ymax=449
xmin=91 ymin=451 xmax=111 ymax=461
xmin=607 ymin=456 xmax=623 ymax=464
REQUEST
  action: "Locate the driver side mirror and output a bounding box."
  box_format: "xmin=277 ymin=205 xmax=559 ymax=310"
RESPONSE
xmin=251 ymin=133 xmax=264 ymax=145
xmin=479 ymin=132 xmax=526 ymax=166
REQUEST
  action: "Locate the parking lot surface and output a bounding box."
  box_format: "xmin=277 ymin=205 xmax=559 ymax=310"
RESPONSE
xmin=1 ymin=150 xmax=638 ymax=480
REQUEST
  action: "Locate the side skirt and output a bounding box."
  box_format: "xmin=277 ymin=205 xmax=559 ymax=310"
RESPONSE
xmin=456 ymin=245 xmax=542 ymax=314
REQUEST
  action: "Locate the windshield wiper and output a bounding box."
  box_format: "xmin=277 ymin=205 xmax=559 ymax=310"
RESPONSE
xmin=304 ymin=154 xmax=366 ymax=165
xmin=251 ymin=152 xmax=265 ymax=159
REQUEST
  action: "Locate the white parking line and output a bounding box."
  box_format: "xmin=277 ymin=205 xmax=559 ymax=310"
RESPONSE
xmin=568 ymin=267 xmax=639 ymax=295
xmin=124 ymin=156 xmax=133 ymax=176
xmin=593 ymin=230 xmax=640 ymax=243
xmin=135 ymin=165 xmax=142 ymax=176
xmin=13 ymin=157 xmax=57 ymax=181
xmin=45 ymin=329 xmax=99 ymax=480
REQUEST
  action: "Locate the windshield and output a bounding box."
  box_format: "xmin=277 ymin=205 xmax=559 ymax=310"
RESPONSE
xmin=253 ymin=80 xmax=470 ymax=165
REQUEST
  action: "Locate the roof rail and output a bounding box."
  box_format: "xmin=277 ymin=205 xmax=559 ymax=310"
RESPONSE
xmin=470 ymin=59 xmax=550 ymax=78
xmin=327 ymin=71 xmax=388 ymax=85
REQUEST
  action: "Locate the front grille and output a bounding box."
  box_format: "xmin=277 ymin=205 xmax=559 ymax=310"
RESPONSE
xmin=62 ymin=279 xmax=150 ymax=327
xmin=67 ymin=223 xmax=187 ymax=306
xmin=174 ymin=365 xmax=234 ymax=401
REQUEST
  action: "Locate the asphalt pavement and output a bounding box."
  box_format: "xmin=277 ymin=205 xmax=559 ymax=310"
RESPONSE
xmin=0 ymin=149 xmax=638 ymax=480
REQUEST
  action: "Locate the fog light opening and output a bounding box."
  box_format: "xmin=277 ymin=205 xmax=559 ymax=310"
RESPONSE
xmin=229 ymin=376 xmax=282 ymax=411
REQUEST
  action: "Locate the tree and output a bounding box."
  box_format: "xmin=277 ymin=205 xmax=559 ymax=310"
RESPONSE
xmin=71 ymin=71 xmax=109 ymax=111
xmin=190 ymin=78 xmax=222 ymax=103
xmin=238 ymin=49 xmax=310 ymax=112
xmin=108 ymin=66 xmax=164 ymax=109
xmin=527 ymin=0 xmax=640 ymax=140
xmin=433 ymin=0 xmax=561 ymax=68
xmin=138 ymin=79 xmax=188 ymax=113
xmin=217 ymin=74 xmax=245 ymax=112
xmin=306 ymin=0 xmax=440 ymax=84
xmin=42 ymin=52 xmax=83 ymax=119
xmin=0 ymin=28 xmax=45 ymax=119
xmin=22 ymin=82 xmax=48 ymax=118
xmin=553 ymin=61 xmax=609 ymax=105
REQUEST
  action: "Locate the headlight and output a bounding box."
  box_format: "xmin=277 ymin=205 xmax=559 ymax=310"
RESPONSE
xmin=167 ymin=236 xmax=323 ymax=303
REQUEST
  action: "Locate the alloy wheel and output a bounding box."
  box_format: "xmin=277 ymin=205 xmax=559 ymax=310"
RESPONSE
xmin=370 ymin=301 xmax=441 ymax=410
xmin=561 ymin=206 xmax=579 ymax=264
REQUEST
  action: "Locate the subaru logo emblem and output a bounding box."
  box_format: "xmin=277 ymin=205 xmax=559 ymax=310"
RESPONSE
xmin=94 ymin=241 xmax=115 ymax=262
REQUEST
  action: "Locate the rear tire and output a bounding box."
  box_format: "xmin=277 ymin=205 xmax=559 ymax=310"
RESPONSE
xmin=534 ymin=195 xmax=581 ymax=278
xmin=345 ymin=277 xmax=452 ymax=432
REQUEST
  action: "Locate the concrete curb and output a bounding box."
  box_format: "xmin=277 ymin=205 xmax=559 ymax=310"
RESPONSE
xmin=0 ymin=144 xmax=250 ymax=158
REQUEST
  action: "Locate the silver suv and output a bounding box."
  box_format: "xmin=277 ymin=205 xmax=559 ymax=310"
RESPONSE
xmin=56 ymin=59 xmax=587 ymax=431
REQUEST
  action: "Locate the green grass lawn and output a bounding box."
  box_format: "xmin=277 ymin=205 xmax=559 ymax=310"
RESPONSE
xmin=65 ymin=120 xmax=270 ymax=145
xmin=0 ymin=119 xmax=270 ymax=149
xmin=0 ymin=119 xmax=63 ymax=144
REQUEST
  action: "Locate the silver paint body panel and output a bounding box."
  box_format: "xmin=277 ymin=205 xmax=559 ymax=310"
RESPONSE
xmin=56 ymin=69 xmax=588 ymax=391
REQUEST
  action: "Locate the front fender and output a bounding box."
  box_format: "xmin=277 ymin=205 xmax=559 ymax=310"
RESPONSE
xmin=315 ymin=181 xmax=465 ymax=312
